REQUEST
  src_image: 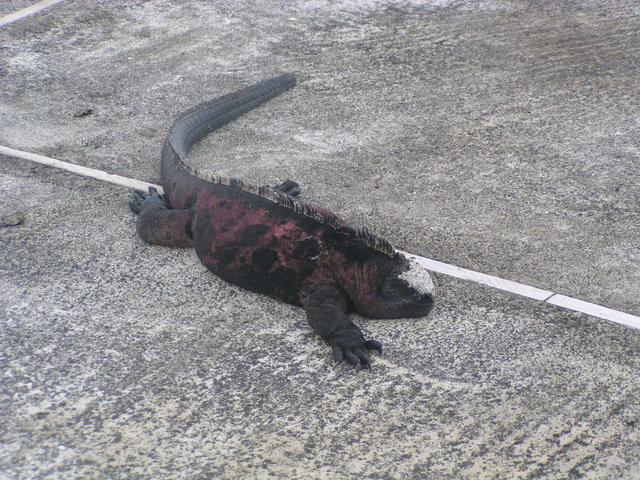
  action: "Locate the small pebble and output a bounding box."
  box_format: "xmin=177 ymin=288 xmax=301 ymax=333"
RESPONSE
xmin=0 ymin=212 xmax=26 ymax=227
xmin=73 ymin=108 xmax=94 ymax=118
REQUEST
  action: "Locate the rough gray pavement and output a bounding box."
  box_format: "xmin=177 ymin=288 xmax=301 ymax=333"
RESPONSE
xmin=0 ymin=1 xmax=41 ymax=18
xmin=1 ymin=1 xmax=639 ymax=479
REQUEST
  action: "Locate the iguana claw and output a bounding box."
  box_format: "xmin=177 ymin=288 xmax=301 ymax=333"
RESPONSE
xmin=329 ymin=326 xmax=382 ymax=369
xmin=129 ymin=187 xmax=166 ymax=214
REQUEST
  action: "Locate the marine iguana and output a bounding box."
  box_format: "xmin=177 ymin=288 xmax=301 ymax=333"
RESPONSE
xmin=130 ymin=74 xmax=436 ymax=368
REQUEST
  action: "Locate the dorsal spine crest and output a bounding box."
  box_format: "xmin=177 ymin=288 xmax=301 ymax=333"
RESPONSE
xmin=167 ymin=75 xmax=398 ymax=258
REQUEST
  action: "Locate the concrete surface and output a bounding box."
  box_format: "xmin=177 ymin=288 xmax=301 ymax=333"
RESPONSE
xmin=0 ymin=1 xmax=42 ymax=18
xmin=1 ymin=1 xmax=639 ymax=479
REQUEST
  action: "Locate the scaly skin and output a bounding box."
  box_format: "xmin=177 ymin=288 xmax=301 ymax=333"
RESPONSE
xmin=130 ymin=75 xmax=435 ymax=368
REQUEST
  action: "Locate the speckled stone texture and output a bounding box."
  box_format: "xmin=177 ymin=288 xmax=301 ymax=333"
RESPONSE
xmin=1 ymin=1 xmax=639 ymax=479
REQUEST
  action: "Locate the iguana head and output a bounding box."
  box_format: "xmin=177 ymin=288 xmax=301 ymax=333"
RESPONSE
xmin=349 ymin=250 xmax=436 ymax=319
xmin=376 ymin=251 xmax=436 ymax=318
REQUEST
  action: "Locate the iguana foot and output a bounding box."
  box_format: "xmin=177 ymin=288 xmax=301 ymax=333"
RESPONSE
xmin=129 ymin=187 xmax=193 ymax=247
xmin=328 ymin=325 xmax=383 ymax=370
xmin=129 ymin=186 xmax=166 ymax=214
xmin=273 ymin=179 xmax=301 ymax=197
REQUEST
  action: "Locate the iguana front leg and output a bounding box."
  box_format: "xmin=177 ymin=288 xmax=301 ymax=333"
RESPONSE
xmin=130 ymin=187 xmax=194 ymax=247
xmin=303 ymin=285 xmax=382 ymax=369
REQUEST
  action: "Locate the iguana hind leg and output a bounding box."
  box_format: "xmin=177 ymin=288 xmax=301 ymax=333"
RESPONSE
xmin=272 ymin=179 xmax=301 ymax=197
xmin=303 ymin=285 xmax=382 ymax=369
xmin=130 ymin=187 xmax=193 ymax=247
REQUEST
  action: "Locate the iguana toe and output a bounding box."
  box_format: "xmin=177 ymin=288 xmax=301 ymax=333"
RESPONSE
xmin=354 ymin=348 xmax=372 ymax=369
xmin=335 ymin=347 xmax=372 ymax=369
xmin=129 ymin=200 xmax=141 ymax=214
xmin=364 ymin=339 xmax=383 ymax=354
xmin=332 ymin=345 xmax=344 ymax=363
xmin=129 ymin=191 xmax=146 ymax=214
xmin=130 ymin=188 xmax=168 ymax=215
xmin=328 ymin=325 xmax=381 ymax=369
xmin=344 ymin=349 xmax=361 ymax=367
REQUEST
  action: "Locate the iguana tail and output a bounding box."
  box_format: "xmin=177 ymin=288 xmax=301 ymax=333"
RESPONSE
xmin=160 ymin=74 xmax=297 ymax=208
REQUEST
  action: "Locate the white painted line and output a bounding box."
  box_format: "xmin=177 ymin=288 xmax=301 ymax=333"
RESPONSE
xmin=399 ymin=252 xmax=554 ymax=301
xmin=0 ymin=145 xmax=161 ymax=193
xmin=2 ymin=144 xmax=639 ymax=331
xmin=546 ymin=295 xmax=640 ymax=330
xmin=0 ymin=0 xmax=65 ymax=27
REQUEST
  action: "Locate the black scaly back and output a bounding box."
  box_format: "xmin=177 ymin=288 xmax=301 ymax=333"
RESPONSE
xmin=165 ymin=74 xmax=398 ymax=258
